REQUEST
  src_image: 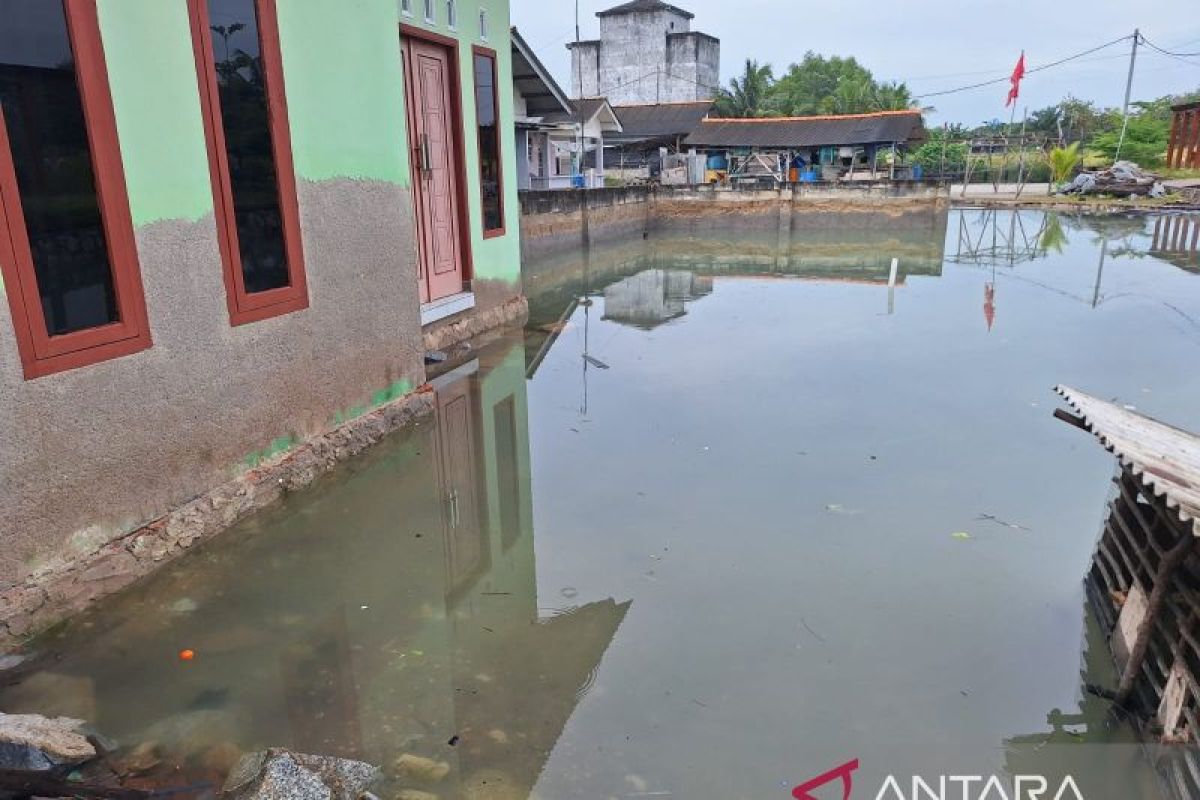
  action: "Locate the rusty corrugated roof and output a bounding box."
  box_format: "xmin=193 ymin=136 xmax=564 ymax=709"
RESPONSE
xmin=1057 ymin=385 xmax=1200 ymax=536
xmin=684 ymin=110 xmax=925 ymax=149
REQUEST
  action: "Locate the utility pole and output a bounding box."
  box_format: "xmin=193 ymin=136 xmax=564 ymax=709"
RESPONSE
xmin=1114 ymin=29 xmax=1139 ymax=162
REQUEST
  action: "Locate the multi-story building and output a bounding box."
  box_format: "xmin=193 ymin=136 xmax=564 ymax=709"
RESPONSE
xmin=568 ymin=0 xmax=720 ymax=105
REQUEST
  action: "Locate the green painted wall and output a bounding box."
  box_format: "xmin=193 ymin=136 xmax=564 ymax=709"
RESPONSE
xmin=97 ymin=0 xmax=214 ymax=226
xmin=96 ymin=0 xmax=519 ymax=282
xmin=276 ymin=0 xmax=410 ymax=186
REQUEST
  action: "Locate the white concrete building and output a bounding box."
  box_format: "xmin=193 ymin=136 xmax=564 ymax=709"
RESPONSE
xmin=568 ymin=0 xmax=720 ymax=105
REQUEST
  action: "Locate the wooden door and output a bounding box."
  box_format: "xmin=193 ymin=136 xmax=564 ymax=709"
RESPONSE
xmin=434 ymin=377 xmax=486 ymax=596
xmin=402 ymin=36 xmax=464 ymax=304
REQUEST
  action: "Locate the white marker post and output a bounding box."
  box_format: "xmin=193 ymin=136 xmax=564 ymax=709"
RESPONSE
xmin=888 ymin=258 xmax=899 ymax=288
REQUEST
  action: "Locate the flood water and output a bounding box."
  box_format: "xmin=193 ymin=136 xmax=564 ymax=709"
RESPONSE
xmin=4 ymin=209 xmax=1200 ymax=799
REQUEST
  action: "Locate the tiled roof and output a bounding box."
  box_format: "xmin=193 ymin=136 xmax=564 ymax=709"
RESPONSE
xmin=684 ymin=110 xmax=925 ymax=148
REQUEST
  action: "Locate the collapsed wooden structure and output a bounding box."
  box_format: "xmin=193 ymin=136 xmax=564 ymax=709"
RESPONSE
xmin=1057 ymin=386 xmax=1200 ymax=795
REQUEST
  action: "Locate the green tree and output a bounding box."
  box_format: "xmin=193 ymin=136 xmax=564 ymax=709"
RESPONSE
xmin=1091 ymin=114 xmax=1170 ymax=166
xmin=713 ymin=59 xmax=775 ymax=118
xmin=770 ymin=53 xmax=915 ymax=116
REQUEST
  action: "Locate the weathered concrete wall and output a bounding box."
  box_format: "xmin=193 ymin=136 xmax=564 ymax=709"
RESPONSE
xmin=571 ymin=7 xmax=718 ymax=104
xmin=519 ymin=187 xmax=656 ymax=260
xmin=519 ymin=182 xmax=951 ymax=258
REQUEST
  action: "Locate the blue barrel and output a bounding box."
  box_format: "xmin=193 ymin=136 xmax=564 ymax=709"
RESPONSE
xmin=912 ymin=164 xmax=924 ymax=180
xmin=800 ymin=170 xmax=818 ymax=183
xmin=572 ymin=174 xmax=585 ymax=189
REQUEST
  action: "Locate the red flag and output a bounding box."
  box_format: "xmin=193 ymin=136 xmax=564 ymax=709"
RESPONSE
xmin=1006 ymin=51 xmax=1026 ymax=107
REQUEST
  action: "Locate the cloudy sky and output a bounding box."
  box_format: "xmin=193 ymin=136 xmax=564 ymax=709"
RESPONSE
xmin=510 ymin=0 xmax=1200 ymax=124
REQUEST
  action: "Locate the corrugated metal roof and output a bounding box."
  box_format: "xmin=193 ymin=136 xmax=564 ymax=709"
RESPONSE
xmin=684 ymin=111 xmax=925 ymax=149
xmin=1057 ymin=385 xmax=1200 ymax=536
xmin=609 ymin=101 xmax=712 ymax=139
xmin=544 ymin=98 xmax=624 ymax=131
xmin=597 ymin=0 xmax=694 ymax=19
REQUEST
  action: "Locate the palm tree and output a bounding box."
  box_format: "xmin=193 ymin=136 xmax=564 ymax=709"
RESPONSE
xmin=714 ymin=60 xmax=774 ymax=118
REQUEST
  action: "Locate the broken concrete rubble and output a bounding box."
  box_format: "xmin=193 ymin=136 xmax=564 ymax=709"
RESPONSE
xmin=0 ymin=712 xmax=96 ymax=771
xmin=221 ymin=749 xmax=379 ymax=800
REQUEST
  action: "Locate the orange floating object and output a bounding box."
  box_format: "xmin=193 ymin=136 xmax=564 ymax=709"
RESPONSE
xmin=178 ymin=649 xmax=195 ymax=661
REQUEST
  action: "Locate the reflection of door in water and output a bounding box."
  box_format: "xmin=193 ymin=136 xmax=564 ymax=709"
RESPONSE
xmin=434 ymin=377 xmax=486 ymax=596
xmin=402 ymin=36 xmax=464 ymax=304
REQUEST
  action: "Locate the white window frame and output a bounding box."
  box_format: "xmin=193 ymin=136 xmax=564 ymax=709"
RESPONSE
xmin=400 ymin=0 xmax=412 ymax=16
xmin=478 ymin=8 xmax=488 ymax=40
xmin=446 ymin=0 xmax=457 ymax=28
xmin=423 ymin=0 xmax=434 ymax=23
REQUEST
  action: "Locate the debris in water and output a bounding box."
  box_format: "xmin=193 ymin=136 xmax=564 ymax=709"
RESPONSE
xmin=951 ymin=532 xmax=972 ymax=540
xmin=178 ymin=649 xmax=195 ymax=661
xmin=976 ymin=513 xmax=1032 ymax=532
xmin=447 ymin=734 xmax=460 ymax=747
xmin=800 ymin=617 xmax=827 ymax=644
xmin=561 ymin=587 xmax=579 ymax=599
xmin=487 ymin=729 xmax=509 ymax=744
xmin=824 ymin=504 xmax=862 ymax=515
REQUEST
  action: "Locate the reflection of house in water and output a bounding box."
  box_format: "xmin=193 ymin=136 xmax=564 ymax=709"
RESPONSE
xmin=602 ymin=269 xmax=713 ymax=329
xmin=1055 ymin=386 xmax=1200 ymax=798
xmin=0 ymin=342 xmax=630 ymax=799
xmin=1151 ymin=214 xmax=1200 ymax=273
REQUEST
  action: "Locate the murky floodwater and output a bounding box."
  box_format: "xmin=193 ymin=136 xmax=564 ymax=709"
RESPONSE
xmin=4 ymin=209 xmax=1200 ymax=799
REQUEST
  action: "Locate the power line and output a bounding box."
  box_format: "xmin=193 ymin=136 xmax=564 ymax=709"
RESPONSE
xmin=913 ymin=35 xmax=1135 ymax=99
xmin=1139 ymin=33 xmax=1200 ymax=58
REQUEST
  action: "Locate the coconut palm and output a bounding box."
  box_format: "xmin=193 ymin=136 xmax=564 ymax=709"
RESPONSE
xmin=714 ymin=60 xmax=775 ymax=118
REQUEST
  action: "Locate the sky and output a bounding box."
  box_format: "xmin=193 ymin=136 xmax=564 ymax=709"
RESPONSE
xmin=510 ymin=0 xmax=1200 ymax=125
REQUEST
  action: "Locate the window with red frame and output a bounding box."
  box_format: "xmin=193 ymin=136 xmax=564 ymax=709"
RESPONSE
xmin=188 ymin=0 xmax=308 ymax=326
xmin=0 ymin=0 xmax=151 ymax=379
xmin=472 ymin=47 xmax=504 ymax=237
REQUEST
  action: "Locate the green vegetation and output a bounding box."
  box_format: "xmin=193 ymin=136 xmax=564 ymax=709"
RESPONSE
xmin=713 ymin=52 xmax=917 ymax=118
xmin=1048 ymin=143 xmax=1082 ymax=184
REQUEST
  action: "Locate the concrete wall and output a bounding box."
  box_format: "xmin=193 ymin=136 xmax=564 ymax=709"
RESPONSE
xmin=570 ymin=8 xmax=718 ymax=104
xmin=0 ymin=0 xmax=523 ymax=601
xmin=519 ymin=187 xmax=656 ymax=260
xmin=519 ymin=182 xmax=952 ymax=259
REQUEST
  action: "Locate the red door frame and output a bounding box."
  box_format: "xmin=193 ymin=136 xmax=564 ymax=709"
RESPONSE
xmin=400 ymin=23 xmax=474 ymax=305
xmin=187 ymin=0 xmax=309 ymax=326
xmin=0 ymin=0 xmax=151 ymax=379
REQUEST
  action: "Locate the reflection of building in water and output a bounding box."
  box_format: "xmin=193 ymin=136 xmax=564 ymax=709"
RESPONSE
xmin=1055 ymin=386 xmax=1200 ymax=798
xmin=1151 ymin=214 xmax=1200 ymax=273
xmin=1001 ymin=605 xmax=1160 ymax=798
xmin=0 ymin=343 xmax=630 ymax=799
xmin=602 ymin=269 xmax=713 ymax=329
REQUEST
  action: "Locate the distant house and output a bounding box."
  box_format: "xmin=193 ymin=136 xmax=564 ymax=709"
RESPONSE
xmin=606 ymin=100 xmax=714 ymax=179
xmin=511 ymin=27 xmax=576 ymax=190
xmin=685 ymin=110 xmax=927 ymax=182
xmin=544 ymin=98 xmax=624 ymax=188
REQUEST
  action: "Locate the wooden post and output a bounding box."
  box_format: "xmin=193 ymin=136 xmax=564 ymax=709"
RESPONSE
xmin=1115 ymin=532 xmax=1196 ymax=705
xmin=1167 ymin=108 xmax=1182 ymax=168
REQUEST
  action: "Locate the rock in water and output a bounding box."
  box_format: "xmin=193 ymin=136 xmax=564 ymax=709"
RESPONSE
xmin=0 ymin=712 xmax=96 ymax=771
xmin=221 ymin=748 xmax=379 ymax=800
xmin=390 ymin=753 xmax=450 ymax=783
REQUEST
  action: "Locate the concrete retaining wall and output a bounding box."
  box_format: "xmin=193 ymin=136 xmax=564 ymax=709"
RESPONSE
xmin=519 ymin=182 xmax=951 ymax=256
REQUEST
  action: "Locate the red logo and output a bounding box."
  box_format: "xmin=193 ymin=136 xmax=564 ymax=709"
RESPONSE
xmin=793 ymin=758 xmax=860 ymax=800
